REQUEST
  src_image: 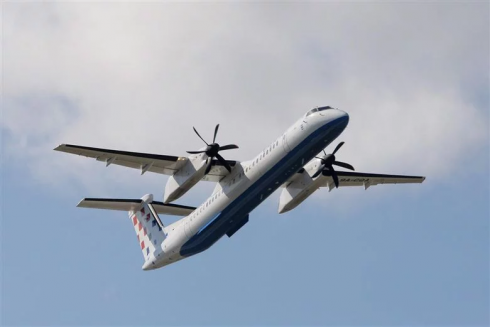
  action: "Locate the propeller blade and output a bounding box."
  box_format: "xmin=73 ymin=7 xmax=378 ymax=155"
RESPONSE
xmin=204 ymin=158 xmax=213 ymax=175
xmin=330 ymin=166 xmax=339 ymax=188
xmin=186 ymin=150 xmax=206 ymax=154
xmin=332 ymin=141 xmax=344 ymax=155
xmin=322 ymin=149 xmax=327 ymax=156
xmin=219 ymin=144 xmax=239 ymax=151
xmin=312 ymin=166 xmax=324 ymax=178
xmin=213 ymin=124 xmax=220 ymax=143
xmin=333 ymin=161 xmax=355 ymax=170
xmin=215 ymin=153 xmax=232 ymax=173
xmin=193 ymin=127 xmax=208 ymax=145
xmin=315 ymin=157 xmax=324 ymax=160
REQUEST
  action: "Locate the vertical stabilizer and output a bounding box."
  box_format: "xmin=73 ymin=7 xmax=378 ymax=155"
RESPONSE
xmin=127 ymin=194 xmax=166 ymax=263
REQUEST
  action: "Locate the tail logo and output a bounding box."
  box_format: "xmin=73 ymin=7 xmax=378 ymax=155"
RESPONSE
xmin=129 ymin=202 xmax=166 ymax=261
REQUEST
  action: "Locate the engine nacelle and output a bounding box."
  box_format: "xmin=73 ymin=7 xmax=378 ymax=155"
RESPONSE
xmin=278 ymin=170 xmax=319 ymax=214
xmin=163 ymin=156 xmax=207 ymax=203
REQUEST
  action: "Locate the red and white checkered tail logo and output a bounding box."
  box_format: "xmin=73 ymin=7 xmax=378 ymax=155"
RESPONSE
xmin=129 ymin=202 xmax=166 ymax=262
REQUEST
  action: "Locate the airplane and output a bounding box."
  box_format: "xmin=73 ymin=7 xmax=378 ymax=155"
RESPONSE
xmin=54 ymin=106 xmax=425 ymax=270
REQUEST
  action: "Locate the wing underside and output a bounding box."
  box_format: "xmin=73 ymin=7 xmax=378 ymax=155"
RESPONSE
xmin=320 ymin=170 xmax=425 ymax=189
xmin=54 ymin=144 xmax=237 ymax=180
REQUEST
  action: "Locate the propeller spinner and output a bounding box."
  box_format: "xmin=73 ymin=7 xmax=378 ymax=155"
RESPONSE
xmin=311 ymin=141 xmax=355 ymax=188
xmin=186 ymin=124 xmax=239 ymax=175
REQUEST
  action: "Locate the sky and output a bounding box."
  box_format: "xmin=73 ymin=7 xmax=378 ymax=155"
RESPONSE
xmin=1 ymin=2 xmax=489 ymax=326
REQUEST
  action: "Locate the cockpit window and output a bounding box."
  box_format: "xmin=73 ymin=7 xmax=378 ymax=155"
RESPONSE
xmin=306 ymin=108 xmax=318 ymax=117
xmin=318 ymin=106 xmax=333 ymax=111
xmin=306 ymin=106 xmax=333 ymax=117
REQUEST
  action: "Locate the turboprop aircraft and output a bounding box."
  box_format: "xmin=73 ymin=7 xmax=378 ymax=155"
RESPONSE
xmin=55 ymin=106 xmax=425 ymax=270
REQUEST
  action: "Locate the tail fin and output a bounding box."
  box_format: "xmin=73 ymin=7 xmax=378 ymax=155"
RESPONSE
xmin=77 ymin=194 xmax=170 ymax=264
xmin=128 ymin=194 xmax=166 ymax=262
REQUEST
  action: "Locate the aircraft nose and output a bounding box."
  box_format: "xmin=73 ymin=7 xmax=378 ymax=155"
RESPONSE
xmin=335 ymin=110 xmax=349 ymax=131
xmin=335 ymin=109 xmax=349 ymax=126
xmin=321 ymin=107 xmax=349 ymax=127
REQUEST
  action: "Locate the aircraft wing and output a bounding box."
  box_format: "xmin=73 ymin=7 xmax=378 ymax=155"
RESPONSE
xmin=54 ymin=144 xmax=237 ymax=179
xmin=319 ymin=170 xmax=426 ymax=190
xmin=200 ymin=162 xmax=239 ymax=182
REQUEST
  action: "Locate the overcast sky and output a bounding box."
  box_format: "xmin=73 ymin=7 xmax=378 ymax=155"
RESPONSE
xmin=2 ymin=2 xmax=489 ymax=326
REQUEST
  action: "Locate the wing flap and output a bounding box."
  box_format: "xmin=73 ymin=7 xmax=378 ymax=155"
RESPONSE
xmin=320 ymin=171 xmax=425 ymax=188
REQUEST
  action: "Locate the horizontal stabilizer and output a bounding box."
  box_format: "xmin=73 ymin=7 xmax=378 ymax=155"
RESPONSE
xmin=77 ymin=198 xmax=195 ymax=216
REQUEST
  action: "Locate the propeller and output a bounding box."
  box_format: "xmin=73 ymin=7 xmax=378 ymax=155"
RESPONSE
xmin=311 ymin=141 xmax=355 ymax=188
xmin=186 ymin=124 xmax=239 ymax=175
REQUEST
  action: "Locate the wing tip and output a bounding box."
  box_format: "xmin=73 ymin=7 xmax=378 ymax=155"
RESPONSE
xmin=53 ymin=144 xmax=66 ymax=151
xmin=76 ymin=198 xmax=87 ymax=208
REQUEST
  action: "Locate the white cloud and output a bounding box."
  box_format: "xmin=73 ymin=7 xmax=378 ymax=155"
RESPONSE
xmin=2 ymin=2 xmax=488 ymax=199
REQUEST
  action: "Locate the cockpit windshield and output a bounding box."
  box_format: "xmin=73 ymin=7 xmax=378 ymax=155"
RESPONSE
xmin=306 ymin=106 xmax=333 ymax=117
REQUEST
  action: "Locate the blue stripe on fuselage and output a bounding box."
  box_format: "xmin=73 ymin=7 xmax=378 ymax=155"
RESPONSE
xmin=197 ymin=212 xmax=220 ymax=234
xmin=180 ymin=116 xmax=348 ymax=257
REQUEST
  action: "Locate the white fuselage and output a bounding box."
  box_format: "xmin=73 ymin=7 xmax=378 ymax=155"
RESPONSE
xmin=143 ymin=108 xmax=349 ymax=270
